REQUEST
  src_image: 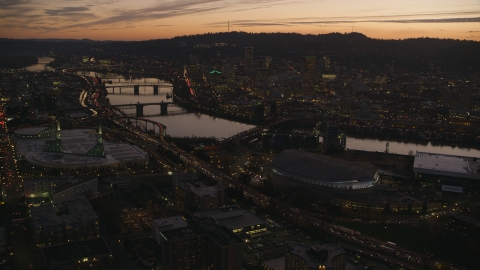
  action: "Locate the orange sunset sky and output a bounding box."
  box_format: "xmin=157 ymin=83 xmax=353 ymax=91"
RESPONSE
xmin=1 ymin=0 xmax=479 ymax=41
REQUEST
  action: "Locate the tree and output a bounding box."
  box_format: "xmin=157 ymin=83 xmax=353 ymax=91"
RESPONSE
xmin=384 ymin=202 xmax=391 ymax=213
xmin=238 ymin=173 xmax=251 ymax=184
xmin=422 ymin=202 xmax=428 ymax=214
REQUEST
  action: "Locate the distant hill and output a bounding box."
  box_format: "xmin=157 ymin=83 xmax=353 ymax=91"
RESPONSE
xmin=0 ymin=32 xmax=478 ymax=69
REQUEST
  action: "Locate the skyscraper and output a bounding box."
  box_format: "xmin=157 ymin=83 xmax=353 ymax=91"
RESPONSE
xmin=322 ymin=56 xmax=331 ymax=71
xmin=303 ymin=56 xmax=317 ymax=93
xmin=245 ymin=47 xmax=253 ymax=76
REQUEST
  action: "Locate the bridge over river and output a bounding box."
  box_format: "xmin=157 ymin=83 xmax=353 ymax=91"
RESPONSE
xmin=108 ymin=101 xmax=204 ymax=117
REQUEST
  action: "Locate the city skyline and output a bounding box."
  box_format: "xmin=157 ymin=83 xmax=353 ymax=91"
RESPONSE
xmin=1 ymin=0 xmax=479 ymax=41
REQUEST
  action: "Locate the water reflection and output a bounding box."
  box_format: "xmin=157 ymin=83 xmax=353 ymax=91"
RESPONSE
xmin=25 ymin=57 xmax=55 ymax=72
xmin=347 ymin=137 xmax=480 ymax=157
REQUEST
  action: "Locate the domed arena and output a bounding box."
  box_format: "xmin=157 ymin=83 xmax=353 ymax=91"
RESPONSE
xmin=271 ymin=150 xmax=379 ymax=193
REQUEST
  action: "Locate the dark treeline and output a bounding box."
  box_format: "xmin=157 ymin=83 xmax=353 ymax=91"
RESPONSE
xmin=0 ymin=32 xmax=479 ymax=69
xmin=0 ymin=55 xmax=37 ymax=69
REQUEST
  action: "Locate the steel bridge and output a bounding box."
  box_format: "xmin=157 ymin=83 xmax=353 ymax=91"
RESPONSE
xmin=104 ymin=84 xmax=173 ymax=95
xmin=108 ymin=101 xmax=201 ymax=117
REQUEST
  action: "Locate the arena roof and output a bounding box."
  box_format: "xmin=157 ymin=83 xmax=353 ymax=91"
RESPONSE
xmin=272 ymin=150 xmax=378 ymax=183
xmin=413 ymin=151 xmax=480 ymax=180
xmin=15 ymin=127 xmax=49 ymax=136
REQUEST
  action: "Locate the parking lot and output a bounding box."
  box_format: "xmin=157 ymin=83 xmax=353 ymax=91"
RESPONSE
xmin=420 ymin=211 xmax=446 ymax=219
xmin=120 ymin=208 xmax=153 ymax=232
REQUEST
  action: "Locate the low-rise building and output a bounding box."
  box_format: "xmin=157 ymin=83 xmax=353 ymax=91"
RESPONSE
xmin=176 ymin=181 xmax=225 ymax=212
xmin=109 ymin=174 xmax=133 ymax=189
xmin=0 ymin=226 xmax=6 ymax=253
xmin=31 ymin=196 xmax=99 ymax=246
xmin=42 ymin=237 xmax=112 ymax=269
xmin=193 ymin=205 xmax=267 ymax=236
xmin=51 ymin=177 xmax=97 ymax=206
xmin=152 ymin=215 xmax=244 ymax=270
xmin=23 ymin=175 xmax=97 ymax=201
xmin=285 ymin=244 xmax=346 ymax=270
xmin=264 ymin=257 xmax=286 ymax=270
xmin=447 ymin=211 xmax=480 ymax=242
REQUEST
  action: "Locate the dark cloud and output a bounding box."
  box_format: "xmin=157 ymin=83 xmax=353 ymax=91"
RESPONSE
xmin=45 ymin=6 xmax=90 ymax=16
xmin=60 ymin=0 xmax=299 ymax=30
xmin=207 ymin=11 xmax=480 ymax=28
xmin=0 ymin=0 xmax=32 ymax=10
xmin=383 ymin=17 xmax=480 ymax=23
xmin=2 ymin=23 xmax=59 ymax=32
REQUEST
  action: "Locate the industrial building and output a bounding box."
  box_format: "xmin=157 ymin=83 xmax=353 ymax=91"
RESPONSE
xmin=193 ymin=205 xmax=267 ymax=236
xmin=413 ymin=151 xmax=480 ymax=192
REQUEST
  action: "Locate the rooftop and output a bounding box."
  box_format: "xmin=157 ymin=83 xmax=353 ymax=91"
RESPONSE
xmin=448 ymin=211 xmax=480 ymax=228
xmin=14 ymin=127 xmax=49 ymax=136
xmin=152 ymin=216 xmax=188 ymax=232
xmin=31 ymin=197 xmax=97 ymax=227
xmin=413 ymin=151 xmax=480 ymax=180
xmin=42 ymin=237 xmax=111 ymax=267
xmin=205 ymin=225 xmax=243 ymax=247
xmin=288 ymin=243 xmax=345 ymax=268
xmin=159 ymin=221 xmax=205 ymax=241
xmin=193 ymin=205 xmax=266 ymax=230
xmin=180 ymin=181 xmax=222 ymax=197
xmin=264 ymin=257 xmax=285 ymax=270
xmin=51 ymin=177 xmax=97 ymax=194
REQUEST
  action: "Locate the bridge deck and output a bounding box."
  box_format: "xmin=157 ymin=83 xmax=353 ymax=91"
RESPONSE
xmin=104 ymin=84 xmax=172 ymax=88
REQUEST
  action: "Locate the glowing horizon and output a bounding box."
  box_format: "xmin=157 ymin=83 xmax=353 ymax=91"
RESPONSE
xmin=1 ymin=0 xmax=479 ymax=41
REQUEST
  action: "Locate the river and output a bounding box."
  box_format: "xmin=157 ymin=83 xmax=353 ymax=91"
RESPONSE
xmin=25 ymin=57 xmax=55 ymax=72
xmin=88 ymin=72 xmax=256 ymax=139
xmin=87 ymin=72 xmax=480 ymax=157
xmin=346 ymin=137 xmax=480 ymax=157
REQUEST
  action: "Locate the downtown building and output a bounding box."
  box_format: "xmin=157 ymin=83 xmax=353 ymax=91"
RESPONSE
xmin=285 ymin=244 xmax=346 ymax=270
xmin=30 ymin=196 xmax=99 ymax=246
xmin=152 ymin=215 xmax=243 ymax=270
xmin=23 ymin=175 xmax=97 ymax=208
xmin=175 ymin=181 xmax=225 ymax=212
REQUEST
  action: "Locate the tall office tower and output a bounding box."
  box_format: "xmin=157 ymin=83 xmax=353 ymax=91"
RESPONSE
xmin=245 ymin=47 xmax=253 ymax=76
xmin=265 ymin=56 xmax=272 ymax=68
xmin=303 ymin=56 xmax=317 ymax=93
xmin=323 ymin=121 xmax=346 ymax=152
xmin=323 ymin=56 xmax=331 ymax=71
